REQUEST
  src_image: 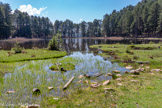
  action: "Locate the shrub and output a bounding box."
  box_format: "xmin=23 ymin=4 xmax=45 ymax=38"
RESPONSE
xmin=12 ymin=42 xmax=22 ymax=54
xmin=48 ymin=33 xmax=62 ymax=50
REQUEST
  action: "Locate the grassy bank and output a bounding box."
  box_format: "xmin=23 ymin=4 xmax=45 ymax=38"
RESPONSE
xmin=41 ymin=69 xmax=162 ymax=108
xmin=41 ymin=43 xmax=162 ymax=108
xmin=0 ymin=49 xmax=66 ymax=63
xmin=90 ymin=43 xmax=162 ymax=68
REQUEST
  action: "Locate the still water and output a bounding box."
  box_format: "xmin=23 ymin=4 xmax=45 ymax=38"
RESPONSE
xmin=0 ymin=38 xmax=161 ymax=51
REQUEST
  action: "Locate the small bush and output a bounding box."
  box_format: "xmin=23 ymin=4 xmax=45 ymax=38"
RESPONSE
xmin=48 ymin=33 xmax=62 ymax=50
xmin=12 ymin=42 xmax=22 ymax=54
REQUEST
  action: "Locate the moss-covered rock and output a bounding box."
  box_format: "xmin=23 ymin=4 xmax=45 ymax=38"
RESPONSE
xmin=50 ymin=62 xmax=75 ymax=72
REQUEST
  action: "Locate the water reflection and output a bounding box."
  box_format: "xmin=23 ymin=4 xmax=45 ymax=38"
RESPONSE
xmin=0 ymin=38 xmax=161 ymax=52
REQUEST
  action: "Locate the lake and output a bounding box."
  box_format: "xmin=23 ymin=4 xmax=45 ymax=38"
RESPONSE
xmin=0 ymin=38 xmax=161 ymax=52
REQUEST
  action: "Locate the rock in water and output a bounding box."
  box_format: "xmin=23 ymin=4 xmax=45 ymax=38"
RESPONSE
xmin=32 ymin=88 xmax=41 ymax=95
xmin=7 ymin=90 xmax=15 ymax=94
xmin=26 ymin=104 xmax=40 ymax=108
xmin=116 ymin=74 xmax=122 ymax=77
xmin=113 ymin=70 xmax=120 ymax=73
xmin=84 ymin=74 xmax=91 ymax=78
xmin=130 ymin=70 xmax=140 ymax=75
xmin=90 ymin=82 xmax=101 ymax=88
xmin=103 ymin=80 xmax=110 ymax=86
xmin=107 ymin=73 xmax=112 ymax=76
xmin=125 ymin=66 xmax=133 ymax=70
xmin=61 ymin=68 xmax=66 ymax=72
xmin=78 ymin=75 xmax=84 ymax=79
xmin=48 ymin=87 xmax=54 ymax=90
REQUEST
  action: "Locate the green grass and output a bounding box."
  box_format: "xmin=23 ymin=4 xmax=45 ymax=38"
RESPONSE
xmin=90 ymin=43 xmax=162 ymax=68
xmin=0 ymin=49 xmax=67 ymax=63
xmin=41 ymin=71 xmax=162 ymax=108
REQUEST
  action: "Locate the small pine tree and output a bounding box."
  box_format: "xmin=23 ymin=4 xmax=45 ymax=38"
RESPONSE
xmin=48 ymin=33 xmax=62 ymax=50
xmin=12 ymin=42 xmax=22 ymax=54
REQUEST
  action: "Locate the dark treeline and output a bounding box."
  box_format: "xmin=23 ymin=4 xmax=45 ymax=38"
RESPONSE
xmin=103 ymin=0 xmax=162 ymax=37
xmin=0 ymin=2 xmax=53 ymax=39
xmin=0 ymin=0 xmax=162 ymax=40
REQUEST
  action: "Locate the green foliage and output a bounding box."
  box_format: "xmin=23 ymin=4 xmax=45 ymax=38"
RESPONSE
xmin=48 ymin=33 xmax=62 ymax=50
xmin=0 ymin=3 xmax=12 ymax=39
xmin=12 ymin=42 xmax=22 ymax=54
xmin=0 ymin=0 xmax=162 ymax=39
xmin=103 ymin=0 xmax=162 ymax=37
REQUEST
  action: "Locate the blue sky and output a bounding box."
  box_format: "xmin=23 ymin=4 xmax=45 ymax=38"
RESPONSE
xmin=1 ymin=0 xmax=141 ymax=23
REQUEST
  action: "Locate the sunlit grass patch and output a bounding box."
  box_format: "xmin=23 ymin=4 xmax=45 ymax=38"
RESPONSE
xmin=0 ymin=49 xmax=67 ymax=63
xmin=90 ymin=43 xmax=162 ymax=68
xmin=50 ymin=62 xmax=75 ymax=72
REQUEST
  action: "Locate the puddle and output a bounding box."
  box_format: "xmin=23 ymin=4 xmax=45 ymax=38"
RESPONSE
xmin=0 ymin=52 xmax=129 ymax=105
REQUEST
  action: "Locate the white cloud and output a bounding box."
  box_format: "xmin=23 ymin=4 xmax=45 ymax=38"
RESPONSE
xmin=79 ymin=19 xmax=83 ymax=23
xmin=18 ymin=4 xmax=47 ymax=16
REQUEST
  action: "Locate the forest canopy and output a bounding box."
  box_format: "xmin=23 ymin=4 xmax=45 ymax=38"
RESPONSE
xmin=0 ymin=0 xmax=162 ymax=39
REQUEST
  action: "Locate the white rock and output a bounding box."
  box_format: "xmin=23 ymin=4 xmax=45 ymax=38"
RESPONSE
xmin=53 ymin=97 xmax=59 ymax=100
xmin=107 ymin=73 xmax=112 ymax=76
xmin=146 ymin=66 xmax=150 ymax=69
xmin=130 ymin=80 xmax=139 ymax=83
xmin=85 ymin=80 xmax=89 ymax=84
xmin=117 ymin=83 xmax=122 ymax=86
xmin=151 ymin=69 xmax=160 ymax=72
xmin=48 ymin=87 xmax=54 ymax=90
xmin=131 ymin=75 xmax=138 ymax=78
xmin=78 ymin=80 xmax=82 ymax=83
xmin=113 ymin=70 xmax=120 ymax=73
xmin=116 ymin=78 xmax=122 ymax=81
xmin=78 ymin=75 xmax=84 ymax=79
xmin=90 ymin=82 xmax=101 ymax=88
xmin=126 ymin=66 xmax=133 ymax=70
xmin=7 ymin=90 xmax=15 ymax=94
xmin=102 ymin=80 xmax=110 ymax=86
xmin=26 ymin=104 xmax=40 ymax=108
xmin=116 ymin=74 xmax=122 ymax=77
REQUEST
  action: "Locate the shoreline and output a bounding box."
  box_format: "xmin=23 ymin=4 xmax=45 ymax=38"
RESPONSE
xmin=0 ymin=37 xmax=44 ymax=43
xmin=64 ymin=37 xmax=162 ymax=40
xmin=0 ymin=37 xmax=162 ymax=43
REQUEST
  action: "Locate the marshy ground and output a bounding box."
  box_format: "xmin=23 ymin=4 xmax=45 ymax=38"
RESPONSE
xmin=0 ymin=43 xmax=162 ymax=108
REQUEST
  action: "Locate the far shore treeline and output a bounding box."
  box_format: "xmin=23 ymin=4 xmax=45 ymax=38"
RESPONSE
xmin=0 ymin=0 xmax=162 ymax=40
